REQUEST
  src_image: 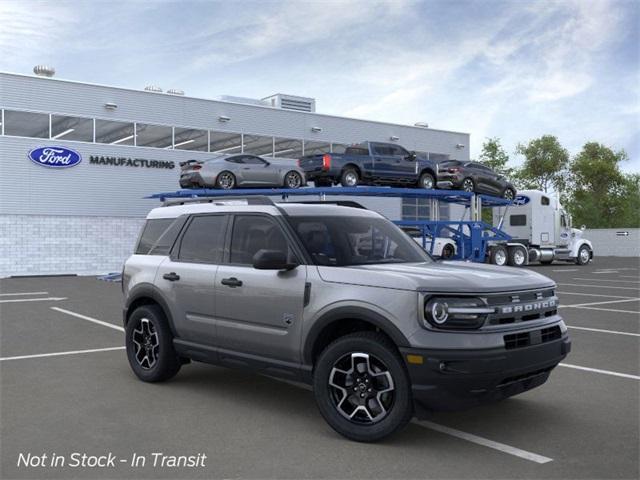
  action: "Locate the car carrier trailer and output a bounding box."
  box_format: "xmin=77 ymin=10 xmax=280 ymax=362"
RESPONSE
xmin=148 ymin=186 xmax=593 ymax=267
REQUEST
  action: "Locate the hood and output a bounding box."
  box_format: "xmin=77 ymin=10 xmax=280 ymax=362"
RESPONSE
xmin=317 ymin=261 xmax=555 ymax=293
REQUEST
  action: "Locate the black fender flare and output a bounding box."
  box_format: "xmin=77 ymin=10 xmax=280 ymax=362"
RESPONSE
xmin=124 ymin=283 xmax=177 ymax=336
xmin=302 ymin=306 xmax=411 ymax=365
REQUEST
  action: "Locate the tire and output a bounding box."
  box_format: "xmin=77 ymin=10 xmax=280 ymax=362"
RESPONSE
xmin=507 ymin=245 xmax=527 ymax=267
xmin=503 ymin=188 xmax=516 ymax=201
xmin=313 ymin=332 xmax=413 ymax=442
xmin=125 ymin=305 xmax=181 ymax=383
xmin=490 ymin=245 xmax=508 ymax=266
xmin=216 ymin=171 xmax=236 ymax=189
xmin=441 ymin=243 xmax=455 ymax=259
xmin=576 ymin=245 xmax=591 ymax=265
xmin=284 ymin=170 xmax=303 ymax=189
xmin=418 ymin=172 xmax=435 ymax=190
xmin=461 ymin=177 xmax=475 ymax=193
xmin=340 ymin=168 xmax=360 ymax=187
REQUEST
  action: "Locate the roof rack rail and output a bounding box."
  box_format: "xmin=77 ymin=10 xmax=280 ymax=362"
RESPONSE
xmin=284 ymin=200 xmax=368 ymax=209
xmin=161 ymin=195 xmax=275 ymax=207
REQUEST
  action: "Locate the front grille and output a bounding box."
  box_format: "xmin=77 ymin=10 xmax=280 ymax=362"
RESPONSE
xmin=485 ymin=289 xmax=558 ymax=326
xmin=504 ymin=326 xmax=562 ymax=350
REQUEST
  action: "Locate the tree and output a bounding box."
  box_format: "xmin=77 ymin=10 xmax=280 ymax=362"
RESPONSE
xmin=515 ymin=135 xmax=569 ymax=193
xmin=565 ymin=142 xmax=638 ymax=228
xmin=479 ymin=137 xmax=513 ymax=176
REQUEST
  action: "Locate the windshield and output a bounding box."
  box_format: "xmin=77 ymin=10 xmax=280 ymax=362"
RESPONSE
xmin=287 ymin=215 xmax=432 ymax=266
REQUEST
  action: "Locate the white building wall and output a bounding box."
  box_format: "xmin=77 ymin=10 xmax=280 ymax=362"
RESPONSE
xmin=584 ymin=228 xmax=640 ymax=257
xmin=0 ymin=215 xmax=144 ymax=277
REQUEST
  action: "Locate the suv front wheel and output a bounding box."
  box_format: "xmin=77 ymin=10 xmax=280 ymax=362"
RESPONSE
xmin=125 ymin=305 xmax=181 ymax=382
xmin=313 ymin=332 xmax=413 ymax=442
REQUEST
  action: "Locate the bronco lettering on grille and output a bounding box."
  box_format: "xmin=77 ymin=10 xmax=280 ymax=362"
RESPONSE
xmin=500 ymin=298 xmax=556 ymax=314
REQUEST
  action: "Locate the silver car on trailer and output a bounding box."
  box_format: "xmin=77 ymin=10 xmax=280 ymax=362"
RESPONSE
xmin=179 ymin=154 xmax=306 ymax=189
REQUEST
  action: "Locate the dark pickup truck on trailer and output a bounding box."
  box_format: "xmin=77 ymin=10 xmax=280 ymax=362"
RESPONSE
xmin=298 ymin=141 xmax=439 ymax=189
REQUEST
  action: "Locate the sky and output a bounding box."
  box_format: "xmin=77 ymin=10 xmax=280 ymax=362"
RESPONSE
xmin=1 ymin=0 xmax=638 ymax=172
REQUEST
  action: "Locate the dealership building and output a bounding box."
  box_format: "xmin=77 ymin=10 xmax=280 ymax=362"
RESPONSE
xmin=0 ymin=69 xmax=470 ymax=277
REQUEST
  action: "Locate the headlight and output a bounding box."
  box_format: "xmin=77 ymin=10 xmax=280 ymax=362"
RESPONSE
xmin=424 ymin=297 xmax=494 ymax=329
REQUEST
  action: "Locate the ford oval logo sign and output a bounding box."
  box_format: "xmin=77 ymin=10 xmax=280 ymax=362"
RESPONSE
xmin=28 ymin=146 xmax=82 ymax=168
xmin=513 ymin=195 xmax=530 ymax=206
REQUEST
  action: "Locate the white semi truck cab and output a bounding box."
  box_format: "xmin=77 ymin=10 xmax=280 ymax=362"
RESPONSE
xmin=490 ymin=190 xmax=594 ymax=267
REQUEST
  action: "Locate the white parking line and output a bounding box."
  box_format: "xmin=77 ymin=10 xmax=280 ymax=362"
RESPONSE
xmin=566 ymin=306 xmax=640 ymax=315
xmin=0 ymin=297 xmax=67 ymax=304
xmin=620 ymin=275 xmax=640 ymax=279
xmin=560 ymin=298 xmax=640 ymax=308
xmin=593 ymin=271 xmax=619 ymax=274
xmin=51 ymin=307 xmax=124 ymax=332
xmin=552 ymin=269 xmax=579 ymax=272
xmin=414 ymin=420 xmax=553 ymax=464
xmin=572 ymin=278 xmax=640 ymax=284
xmin=567 ymin=326 xmax=640 ymax=337
xmin=557 ymin=291 xmax=637 ymax=299
xmin=559 ymin=363 xmax=640 ymax=380
xmin=0 ymin=346 xmax=125 ymax=362
xmin=558 ymin=283 xmax=640 ymax=291
xmin=0 ymin=291 xmax=49 ymax=296
xmin=266 ymin=377 xmax=553 ymax=463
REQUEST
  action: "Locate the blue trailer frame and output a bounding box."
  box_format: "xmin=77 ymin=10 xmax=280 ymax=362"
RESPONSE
xmin=148 ymin=186 xmax=512 ymax=263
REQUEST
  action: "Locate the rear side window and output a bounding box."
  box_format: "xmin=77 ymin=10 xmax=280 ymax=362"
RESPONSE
xmin=510 ymin=215 xmax=527 ymax=226
xmin=136 ymin=219 xmax=175 ymax=254
xmin=345 ymin=147 xmax=369 ymax=156
xmin=178 ymin=215 xmax=227 ymax=263
xmin=541 ymin=196 xmax=550 ymax=205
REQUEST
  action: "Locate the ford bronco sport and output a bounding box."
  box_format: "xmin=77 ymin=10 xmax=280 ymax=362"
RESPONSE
xmin=122 ymin=197 xmax=570 ymax=442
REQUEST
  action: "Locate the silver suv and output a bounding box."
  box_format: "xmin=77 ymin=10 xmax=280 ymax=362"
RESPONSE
xmin=123 ymin=197 xmax=570 ymax=442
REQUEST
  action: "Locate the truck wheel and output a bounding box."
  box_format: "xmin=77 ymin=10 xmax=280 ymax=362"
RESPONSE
xmin=418 ymin=172 xmax=435 ymax=190
xmin=576 ymin=245 xmax=591 ymax=265
xmin=441 ymin=244 xmax=455 ymax=259
xmin=507 ymin=245 xmax=527 ymax=267
xmin=340 ymin=168 xmax=359 ymax=187
xmin=125 ymin=305 xmax=181 ymax=383
xmin=313 ymin=332 xmax=413 ymax=442
xmin=490 ymin=245 xmax=508 ymax=266
xmin=462 ymin=178 xmax=475 ymax=192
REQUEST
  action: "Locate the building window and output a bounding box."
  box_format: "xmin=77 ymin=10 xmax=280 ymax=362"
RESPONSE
xmin=243 ymin=134 xmax=274 ymax=156
xmin=173 ymin=127 xmax=208 ymax=151
xmin=95 ymin=119 xmax=135 ymax=145
xmin=3 ymin=110 xmax=49 ymax=138
xmin=210 ymin=131 xmax=243 ymax=154
xmin=51 ymin=114 xmax=93 ymax=142
xmin=135 ymin=123 xmax=173 ymax=148
xmin=273 ymin=137 xmax=303 ymax=159
xmin=303 ymin=140 xmax=331 ymax=155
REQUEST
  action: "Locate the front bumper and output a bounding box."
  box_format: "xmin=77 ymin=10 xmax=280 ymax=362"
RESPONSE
xmin=400 ymin=334 xmax=571 ymax=415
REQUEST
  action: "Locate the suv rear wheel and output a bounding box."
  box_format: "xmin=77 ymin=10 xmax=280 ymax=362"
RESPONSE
xmin=125 ymin=305 xmax=181 ymax=382
xmin=313 ymin=332 xmax=413 ymax=442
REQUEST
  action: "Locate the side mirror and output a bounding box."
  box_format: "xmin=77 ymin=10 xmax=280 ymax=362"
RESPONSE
xmin=252 ymin=249 xmax=298 ymax=271
xmin=407 ymin=151 xmax=417 ymax=161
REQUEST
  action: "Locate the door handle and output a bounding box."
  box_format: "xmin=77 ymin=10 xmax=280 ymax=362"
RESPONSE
xmin=221 ymin=277 xmax=243 ymax=288
xmin=163 ymin=272 xmax=180 ymax=282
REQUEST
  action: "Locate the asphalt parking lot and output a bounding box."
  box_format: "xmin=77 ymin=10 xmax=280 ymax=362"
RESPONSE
xmin=1 ymin=256 xmax=638 ymax=479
